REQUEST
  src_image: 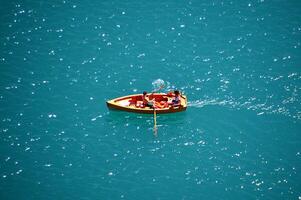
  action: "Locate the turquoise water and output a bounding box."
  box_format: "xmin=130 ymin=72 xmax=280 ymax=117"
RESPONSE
xmin=1 ymin=0 xmax=301 ymax=199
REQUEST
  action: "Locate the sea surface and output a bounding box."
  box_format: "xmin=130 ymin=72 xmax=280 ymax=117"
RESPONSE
xmin=0 ymin=0 xmax=301 ymax=199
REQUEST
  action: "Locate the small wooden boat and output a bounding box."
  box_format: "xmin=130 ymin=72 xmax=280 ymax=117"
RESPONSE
xmin=106 ymin=93 xmax=187 ymax=114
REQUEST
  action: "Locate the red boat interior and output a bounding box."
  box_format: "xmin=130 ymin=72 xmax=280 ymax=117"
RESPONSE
xmin=127 ymin=93 xmax=178 ymax=109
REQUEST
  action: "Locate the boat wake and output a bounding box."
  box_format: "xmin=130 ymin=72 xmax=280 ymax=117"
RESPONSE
xmin=188 ymin=98 xmax=300 ymax=120
xmin=188 ymin=99 xmax=232 ymax=108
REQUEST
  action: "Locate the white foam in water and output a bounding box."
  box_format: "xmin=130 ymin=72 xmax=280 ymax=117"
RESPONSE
xmin=152 ymin=79 xmax=165 ymax=91
xmin=91 ymin=114 xmax=103 ymax=121
xmin=48 ymin=114 xmax=57 ymax=118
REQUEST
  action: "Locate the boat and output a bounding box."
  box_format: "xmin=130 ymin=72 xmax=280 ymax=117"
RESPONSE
xmin=106 ymin=92 xmax=187 ymax=114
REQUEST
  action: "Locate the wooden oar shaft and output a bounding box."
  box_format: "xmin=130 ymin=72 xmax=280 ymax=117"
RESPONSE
xmin=152 ymin=84 xmax=165 ymax=94
xmin=152 ymin=83 xmax=163 ymax=136
xmin=153 ymin=108 xmax=157 ymax=136
xmin=154 ymin=109 xmax=157 ymax=127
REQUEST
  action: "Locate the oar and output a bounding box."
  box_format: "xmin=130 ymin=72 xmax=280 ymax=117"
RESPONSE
xmin=152 ymin=82 xmax=164 ymax=136
xmin=151 ymin=84 xmax=165 ymax=94
xmin=151 ymin=84 xmax=165 ymax=136
xmin=153 ymin=108 xmax=157 ymax=136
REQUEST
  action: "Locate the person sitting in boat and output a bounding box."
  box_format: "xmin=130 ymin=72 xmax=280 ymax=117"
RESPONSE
xmin=165 ymin=90 xmax=181 ymax=107
xmin=141 ymin=91 xmax=154 ymax=108
xmin=172 ymin=90 xmax=181 ymax=106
